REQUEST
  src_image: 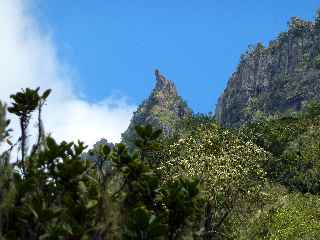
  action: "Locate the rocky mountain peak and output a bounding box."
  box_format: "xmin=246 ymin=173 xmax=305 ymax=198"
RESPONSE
xmin=154 ymin=69 xmax=177 ymax=94
xmin=215 ymin=13 xmax=320 ymax=128
xmin=122 ymin=70 xmax=192 ymax=148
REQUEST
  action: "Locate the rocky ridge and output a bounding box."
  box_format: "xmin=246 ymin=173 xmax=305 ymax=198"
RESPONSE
xmin=122 ymin=70 xmax=192 ymax=146
xmin=216 ymin=14 xmax=320 ymax=127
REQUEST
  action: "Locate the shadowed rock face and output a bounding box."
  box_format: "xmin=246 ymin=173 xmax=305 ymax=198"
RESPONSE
xmin=216 ymin=16 xmax=320 ymax=128
xmin=122 ymin=70 xmax=192 ymax=147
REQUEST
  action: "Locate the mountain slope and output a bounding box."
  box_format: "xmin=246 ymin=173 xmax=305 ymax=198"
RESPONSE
xmin=122 ymin=70 xmax=192 ymax=146
xmin=216 ymin=14 xmax=320 ymax=127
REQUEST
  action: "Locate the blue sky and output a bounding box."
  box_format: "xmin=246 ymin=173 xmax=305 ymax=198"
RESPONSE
xmin=34 ymin=0 xmax=320 ymax=113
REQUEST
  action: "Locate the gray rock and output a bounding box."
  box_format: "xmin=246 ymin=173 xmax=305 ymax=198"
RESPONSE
xmin=216 ymin=16 xmax=320 ymax=127
xmin=122 ymin=70 xmax=192 ymax=148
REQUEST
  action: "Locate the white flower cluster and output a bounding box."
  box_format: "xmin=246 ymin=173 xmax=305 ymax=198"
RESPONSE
xmin=159 ymin=122 xmax=269 ymax=206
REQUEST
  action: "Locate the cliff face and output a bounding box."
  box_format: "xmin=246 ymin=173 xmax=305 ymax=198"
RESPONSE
xmin=216 ymin=16 xmax=320 ymax=127
xmin=122 ymin=70 xmax=192 ymax=145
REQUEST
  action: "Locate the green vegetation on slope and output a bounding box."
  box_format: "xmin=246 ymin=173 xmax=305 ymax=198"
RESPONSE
xmin=240 ymin=101 xmax=320 ymax=194
xmin=1 ymin=88 xmax=320 ymax=239
xmin=0 ymin=88 xmax=201 ymax=239
xmin=237 ymin=185 xmax=320 ymax=240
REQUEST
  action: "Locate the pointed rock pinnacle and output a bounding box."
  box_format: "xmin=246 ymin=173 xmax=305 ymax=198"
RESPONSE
xmin=154 ymin=69 xmax=175 ymax=92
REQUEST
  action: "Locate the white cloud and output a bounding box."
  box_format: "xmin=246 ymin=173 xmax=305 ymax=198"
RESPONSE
xmin=0 ymin=0 xmax=136 ymax=148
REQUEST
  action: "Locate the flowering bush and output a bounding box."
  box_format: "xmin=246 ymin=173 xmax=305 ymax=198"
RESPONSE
xmin=157 ymin=119 xmax=269 ymax=237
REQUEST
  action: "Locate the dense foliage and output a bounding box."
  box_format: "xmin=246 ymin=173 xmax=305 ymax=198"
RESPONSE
xmin=1 ymin=88 xmax=320 ymax=239
xmin=237 ymin=185 xmax=320 ymax=240
xmin=240 ymin=102 xmax=320 ymax=194
xmin=0 ymin=102 xmax=10 ymax=144
xmin=0 ymin=89 xmax=201 ymax=239
xmin=157 ymin=116 xmax=268 ymax=238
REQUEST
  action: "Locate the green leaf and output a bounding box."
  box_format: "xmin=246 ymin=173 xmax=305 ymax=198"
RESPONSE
xmin=102 ymin=145 xmax=111 ymax=156
xmin=6 ymin=139 xmax=13 ymax=146
xmin=78 ymin=181 xmax=87 ymax=193
xmin=150 ymin=129 xmax=162 ymax=140
xmin=145 ymin=124 xmax=153 ymax=137
xmin=86 ymin=200 xmax=98 ymax=209
xmin=134 ymin=139 xmax=144 ymax=148
xmin=135 ymin=125 xmax=145 ymax=138
xmin=46 ymin=137 xmax=57 ymax=150
xmin=27 ymin=205 xmax=39 ymax=220
xmin=41 ymin=89 xmax=52 ymax=100
xmin=148 ymin=214 xmax=156 ymax=224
